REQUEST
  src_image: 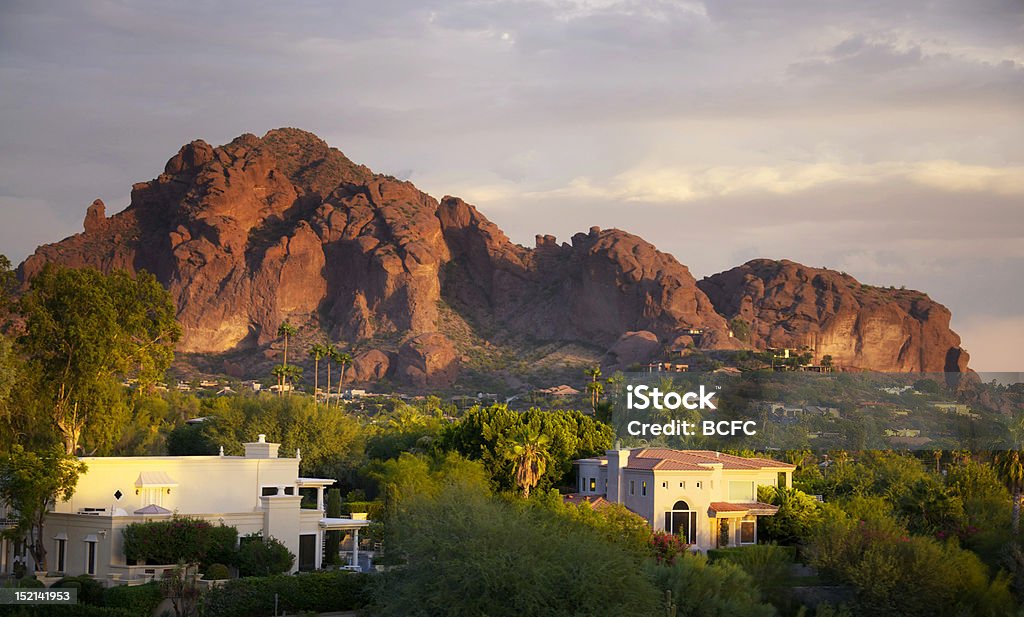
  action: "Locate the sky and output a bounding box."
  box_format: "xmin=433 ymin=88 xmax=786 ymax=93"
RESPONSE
xmin=0 ymin=0 xmax=1022 ymax=370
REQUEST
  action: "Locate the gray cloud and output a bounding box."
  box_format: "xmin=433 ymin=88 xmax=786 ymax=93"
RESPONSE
xmin=0 ymin=0 xmax=1021 ymax=369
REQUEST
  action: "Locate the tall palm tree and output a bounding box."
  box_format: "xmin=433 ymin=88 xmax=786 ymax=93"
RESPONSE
xmin=510 ymin=429 xmax=550 ymax=498
xmin=308 ymin=343 xmax=327 ymax=405
xmin=335 ymin=351 xmax=352 ymax=407
xmin=324 ymin=342 xmax=338 ymax=408
xmin=276 ymin=320 xmax=298 ymax=395
xmin=995 ymin=450 xmax=1024 ymax=534
xmin=585 ymin=366 xmax=602 ymax=410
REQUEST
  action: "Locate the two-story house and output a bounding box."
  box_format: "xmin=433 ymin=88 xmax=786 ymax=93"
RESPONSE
xmin=37 ymin=435 xmax=369 ymax=582
xmin=573 ymin=448 xmax=794 ymax=550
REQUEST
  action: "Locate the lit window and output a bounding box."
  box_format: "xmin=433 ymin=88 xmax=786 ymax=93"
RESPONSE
xmin=589 ymin=478 xmax=596 ymax=492
xmin=641 ymin=481 xmax=647 ymax=496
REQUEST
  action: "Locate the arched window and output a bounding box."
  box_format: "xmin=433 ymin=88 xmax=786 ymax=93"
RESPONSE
xmin=665 ymin=500 xmax=698 ymax=544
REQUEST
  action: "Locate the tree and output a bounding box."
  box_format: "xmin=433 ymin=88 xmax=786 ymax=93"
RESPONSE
xmin=276 ymin=321 xmax=298 ymax=395
xmin=19 ymin=266 xmax=180 ymax=453
xmin=585 ymin=366 xmax=602 ymax=411
xmin=237 ymin=533 xmax=294 ymax=577
xmin=324 ymin=342 xmax=337 ymax=407
xmin=308 ymin=343 xmax=328 ymax=405
xmin=373 ymin=481 xmax=659 ymax=617
xmin=161 ymin=561 xmax=201 ymax=617
xmin=334 ymin=350 xmax=352 ymax=406
xmin=510 ymin=429 xmax=550 ymax=498
xmin=0 ymin=444 xmax=86 ymax=572
xmin=821 ymin=354 xmax=833 ymax=368
xmin=995 ymin=450 xmax=1024 ymax=534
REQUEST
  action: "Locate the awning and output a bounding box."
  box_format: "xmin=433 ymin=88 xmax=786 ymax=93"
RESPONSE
xmin=134 ymin=471 xmax=178 ymax=488
xmin=708 ymin=502 xmax=780 ymax=517
xmin=134 ymin=504 xmax=173 ymax=515
xmin=318 ymin=517 xmax=372 ymax=530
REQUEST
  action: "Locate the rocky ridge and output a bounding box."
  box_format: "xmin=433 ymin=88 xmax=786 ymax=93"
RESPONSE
xmin=20 ymin=129 xmax=970 ymax=386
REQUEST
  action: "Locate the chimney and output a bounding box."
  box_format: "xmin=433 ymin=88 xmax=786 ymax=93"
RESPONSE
xmin=606 ymin=448 xmax=631 ymax=504
xmin=243 ymin=434 xmax=280 ymax=459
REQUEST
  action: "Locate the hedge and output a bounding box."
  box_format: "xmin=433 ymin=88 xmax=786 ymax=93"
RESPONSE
xmin=340 ymin=501 xmax=378 ymax=516
xmin=122 ymin=517 xmax=237 ymax=568
xmin=202 ymin=571 xmax=371 ymax=617
xmin=103 ymin=582 xmax=163 ymax=617
xmin=51 ymin=576 xmax=106 ymax=606
xmin=707 ymin=544 xmax=797 ymax=564
xmin=0 ymin=606 xmax=136 ymax=617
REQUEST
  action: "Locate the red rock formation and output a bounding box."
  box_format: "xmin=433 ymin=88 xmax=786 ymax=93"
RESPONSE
xmin=697 ymin=259 xmax=969 ymax=372
xmin=19 ymin=130 xmax=970 ymax=385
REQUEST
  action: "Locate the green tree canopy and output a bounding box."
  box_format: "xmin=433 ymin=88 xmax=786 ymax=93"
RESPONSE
xmin=0 ymin=444 xmax=86 ymax=572
xmin=18 ymin=265 xmax=180 ymax=453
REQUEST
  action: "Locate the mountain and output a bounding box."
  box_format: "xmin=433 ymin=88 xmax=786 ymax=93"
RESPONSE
xmin=19 ymin=129 xmax=970 ymax=387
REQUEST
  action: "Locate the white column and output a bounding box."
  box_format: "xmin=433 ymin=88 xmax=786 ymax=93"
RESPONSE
xmin=317 ymin=488 xmax=324 ymax=511
xmin=351 ymin=529 xmax=359 ymax=570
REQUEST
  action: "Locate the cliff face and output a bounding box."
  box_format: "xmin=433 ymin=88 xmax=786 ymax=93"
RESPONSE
xmin=697 ymin=259 xmax=969 ymax=373
xmin=20 ymin=130 xmax=970 ymax=384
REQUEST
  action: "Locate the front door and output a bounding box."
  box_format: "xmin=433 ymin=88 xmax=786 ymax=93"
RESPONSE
xmin=298 ymin=534 xmax=316 ymax=571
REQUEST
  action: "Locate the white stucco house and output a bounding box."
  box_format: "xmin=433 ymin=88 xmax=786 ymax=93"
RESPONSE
xmin=20 ymin=435 xmax=369 ymax=582
xmin=573 ymin=448 xmax=795 ymax=550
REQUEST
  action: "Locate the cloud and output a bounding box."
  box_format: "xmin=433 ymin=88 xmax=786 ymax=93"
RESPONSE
xmin=522 ymin=160 xmax=1024 ymax=203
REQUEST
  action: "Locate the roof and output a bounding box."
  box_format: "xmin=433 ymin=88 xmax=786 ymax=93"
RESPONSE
xmin=588 ymin=449 xmax=795 ymax=472
xmin=134 ymin=471 xmax=179 ymax=488
xmin=708 ymin=502 xmax=780 ymax=516
xmin=134 ymin=504 xmax=173 ymax=515
xmin=562 ymin=494 xmax=613 ymax=509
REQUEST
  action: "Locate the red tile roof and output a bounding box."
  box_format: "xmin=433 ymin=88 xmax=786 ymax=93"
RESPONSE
xmin=562 ymin=493 xmax=612 ymax=509
xmin=621 ymin=448 xmax=795 ymax=471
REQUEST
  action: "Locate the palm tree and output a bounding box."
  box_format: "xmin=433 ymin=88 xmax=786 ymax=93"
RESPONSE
xmin=271 ymin=364 xmax=287 ymax=394
xmin=277 ymin=320 xmax=298 ymax=395
xmin=308 ymin=343 xmax=327 ymax=405
xmin=995 ymin=450 xmax=1024 ymax=534
xmin=324 ymin=342 xmax=338 ymax=407
xmin=335 ymin=351 xmax=352 ymax=407
xmin=510 ymin=429 xmax=550 ymax=498
xmin=585 ymin=366 xmax=602 ymax=410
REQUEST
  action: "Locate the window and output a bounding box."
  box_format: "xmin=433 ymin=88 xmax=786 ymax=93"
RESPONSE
xmin=580 ymin=476 xmax=585 ymax=492
xmin=629 ymin=480 xmax=635 ymax=496
xmin=589 ymin=478 xmax=596 ymax=492
xmin=729 ymin=481 xmax=754 ymax=502
xmin=261 ymin=486 xmax=278 ymax=497
xmin=641 ymin=481 xmax=647 ymax=496
xmin=662 ymin=482 xmax=667 ymax=488
xmin=778 ymin=472 xmax=788 ymax=488
xmin=283 ymin=486 xmax=295 ymax=496
xmin=86 ymin=541 xmax=97 ymax=575
xmin=740 ymin=521 xmax=756 ymax=544
xmin=55 ymin=538 xmax=66 ymax=573
xmin=665 ymin=501 xmax=698 ymax=544
xmin=696 ymin=481 xmax=702 ymax=489
xmin=679 ymin=482 xmax=685 ymax=489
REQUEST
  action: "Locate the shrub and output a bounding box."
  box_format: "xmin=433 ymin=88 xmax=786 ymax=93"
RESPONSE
xmin=122 ymin=517 xmax=237 ymax=568
xmin=706 ymin=544 xmax=793 ymax=601
xmin=51 ymin=576 xmax=105 ymax=606
xmin=646 ymin=554 xmax=775 ymax=617
xmin=204 ymin=563 xmax=231 ymax=580
xmin=202 ymin=572 xmax=371 ymax=617
xmin=103 ymin=582 xmax=163 ymax=617
xmin=16 ymin=577 xmax=44 ymax=588
xmin=372 ymin=482 xmax=659 ymax=617
xmin=0 ymin=606 xmax=136 ymax=617
xmin=237 ymin=534 xmax=294 ymax=577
